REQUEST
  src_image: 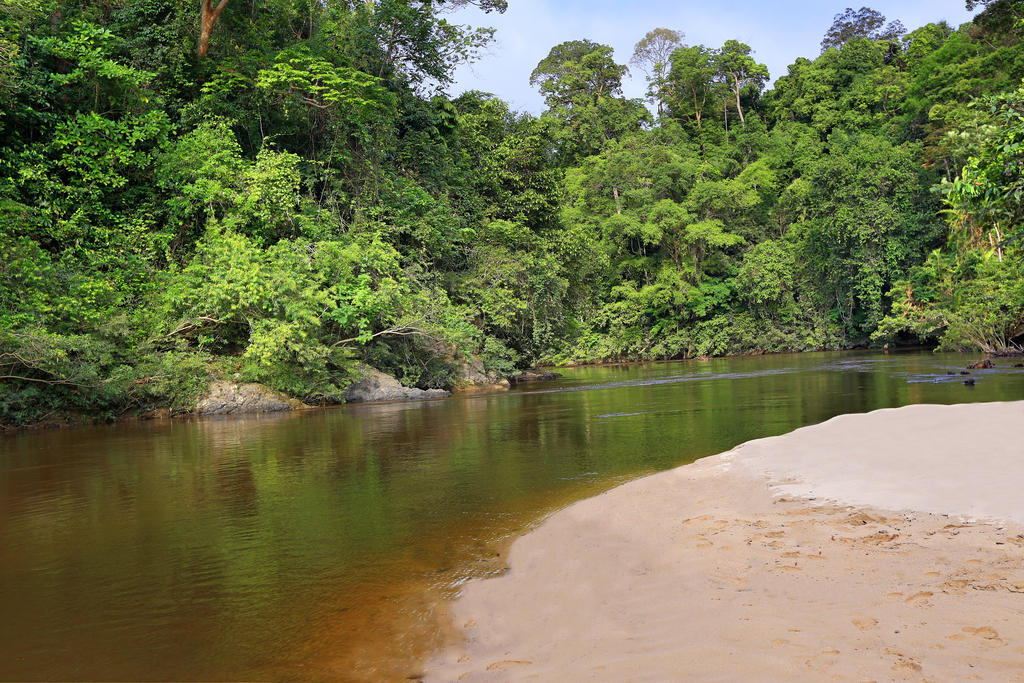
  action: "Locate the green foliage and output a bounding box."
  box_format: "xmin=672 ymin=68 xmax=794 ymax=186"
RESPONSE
xmin=666 ymin=45 xmax=718 ymax=130
xmin=630 ymin=28 xmax=684 ymax=117
xmin=459 ymin=219 xmax=569 ymax=359
xmin=944 ymin=82 xmax=1024 ymax=245
xmin=530 ymin=40 xmax=629 ymax=108
xmin=876 ymin=250 xmax=1024 ymax=353
xmin=820 ymin=7 xmax=905 ymax=53
xmin=2 ymin=2 xmax=1023 ymax=426
xmin=157 ymin=225 xmax=443 ymax=399
xmin=790 ymin=132 xmax=940 ymax=336
xmin=737 ymin=240 xmax=795 ymax=310
xmin=531 ymin=40 xmax=651 ymax=163
xmin=877 ymin=81 xmax=1024 ymax=353
xmin=717 ymin=39 xmax=769 ymax=125
xmin=258 ymin=46 xmax=381 ymax=110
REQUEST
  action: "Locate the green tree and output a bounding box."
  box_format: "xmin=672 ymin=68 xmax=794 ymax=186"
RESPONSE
xmin=667 ymin=45 xmax=718 ymax=131
xmin=530 ymin=40 xmax=628 ymax=108
xmin=792 ymin=132 xmax=941 ymax=336
xmin=631 ymin=28 xmax=684 ymax=118
xmin=820 ymin=7 xmax=905 ymax=52
xmin=715 ymin=40 xmax=769 ymax=127
xmin=877 ymin=81 xmax=1024 ymax=353
xmin=530 ymin=40 xmax=649 ymax=163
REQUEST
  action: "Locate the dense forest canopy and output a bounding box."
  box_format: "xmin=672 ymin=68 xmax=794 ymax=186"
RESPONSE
xmin=1 ymin=0 xmax=1023 ymax=425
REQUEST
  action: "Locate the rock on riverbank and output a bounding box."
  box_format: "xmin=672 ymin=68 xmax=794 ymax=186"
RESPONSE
xmin=509 ymin=370 xmax=562 ymax=384
xmin=343 ymin=365 xmax=451 ymax=403
xmin=196 ymin=381 xmax=308 ymax=415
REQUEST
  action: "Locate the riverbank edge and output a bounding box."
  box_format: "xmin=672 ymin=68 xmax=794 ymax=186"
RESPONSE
xmin=425 ymin=401 xmax=1024 ymax=681
xmin=0 ymin=344 xmax=981 ymax=433
xmin=0 ymin=363 xmax=548 ymax=434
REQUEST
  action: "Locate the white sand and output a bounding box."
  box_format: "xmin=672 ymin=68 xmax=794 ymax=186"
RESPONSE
xmin=731 ymin=402 xmax=1024 ymax=523
xmin=427 ymin=401 xmax=1024 ymax=681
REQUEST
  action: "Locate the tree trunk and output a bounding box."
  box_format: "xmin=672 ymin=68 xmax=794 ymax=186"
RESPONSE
xmin=612 ymin=184 xmax=622 ymax=215
xmin=723 ymin=97 xmax=729 ymax=142
xmin=198 ymin=0 xmax=231 ymax=59
xmin=731 ymin=73 xmax=745 ymax=127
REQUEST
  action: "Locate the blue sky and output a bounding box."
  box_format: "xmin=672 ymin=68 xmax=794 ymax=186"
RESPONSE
xmin=444 ymin=0 xmax=978 ymax=114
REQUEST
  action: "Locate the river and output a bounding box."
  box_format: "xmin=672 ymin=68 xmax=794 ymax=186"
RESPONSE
xmin=2 ymin=350 xmax=1022 ymax=680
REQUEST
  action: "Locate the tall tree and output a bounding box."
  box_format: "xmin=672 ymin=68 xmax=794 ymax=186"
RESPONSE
xmin=631 ymin=28 xmax=684 ymax=118
xmin=966 ymin=0 xmax=1023 ymax=34
xmin=715 ymin=39 xmax=769 ymax=127
xmin=197 ymin=0 xmax=230 ymax=58
xmin=666 ymin=45 xmax=717 ymax=131
xmin=821 ymin=7 xmax=905 ymax=52
xmin=529 ymin=40 xmax=647 ymax=162
xmin=530 ymin=40 xmax=628 ymax=109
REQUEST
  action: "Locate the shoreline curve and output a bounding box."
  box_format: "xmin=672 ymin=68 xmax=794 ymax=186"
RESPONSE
xmin=427 ymin=401 xmax=1024 ymax=681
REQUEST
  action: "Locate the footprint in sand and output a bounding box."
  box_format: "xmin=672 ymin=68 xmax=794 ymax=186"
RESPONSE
xmin=860 ymin=531 xmax=900 ymax=545
xmin=891 ymin=656 xmax=923 ymax=672
xmin=681 ymin=514 xmax=716 ymax=526
xmin=940 ymin=580 xmax=970 ymax=595
xmin=949 ymin=626 xmax=1005 ymax=647
xmin=712 ymin=574 xmax=748 ymax=588
xmin=844 ymin=512 xmax=883 ymax=526
xmin=852 ymin=617 xmax=878 ymax=630
xmin=905 ymin=591 xmax=933 ymax=605
xmin=486 ymin=660 xmax=533 ymax=671
xmin=803 ymin=649 xmax=840 ymax=672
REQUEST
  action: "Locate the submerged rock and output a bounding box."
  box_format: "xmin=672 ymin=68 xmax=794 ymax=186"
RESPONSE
xmin=343 ymin=365 xmax=450 ymax=403
xmin=453 ymin=356 xmax=510 ymax=392
xmin=418 ymin=338 xmax=509 ymax=392
xmin=509 ymin=370 xmax=563 ymax=384
xmin=196 ymin=381 xmax=307 ymax=415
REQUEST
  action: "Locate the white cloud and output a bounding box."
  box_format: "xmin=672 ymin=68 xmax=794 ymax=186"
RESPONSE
xmin=446 ymin=0 xmax=976 ymax=115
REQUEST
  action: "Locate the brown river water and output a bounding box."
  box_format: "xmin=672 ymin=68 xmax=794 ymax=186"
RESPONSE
xmin=2 ymin=350 xmax=1023 ymax=681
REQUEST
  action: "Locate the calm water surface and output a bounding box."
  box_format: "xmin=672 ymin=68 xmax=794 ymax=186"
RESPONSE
xmin=2 ymin=350 xmax=1024 ymax=680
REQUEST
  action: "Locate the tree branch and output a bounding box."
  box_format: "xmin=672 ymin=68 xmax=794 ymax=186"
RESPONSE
xmin=0 ymin=374 xmax=96 ymax=388
xmin=331 ymin=324 xmax=437 ymax=348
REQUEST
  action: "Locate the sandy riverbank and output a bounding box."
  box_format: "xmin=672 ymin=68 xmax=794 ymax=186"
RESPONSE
xmin=427 ymin=401 xmax=1024 ymax=681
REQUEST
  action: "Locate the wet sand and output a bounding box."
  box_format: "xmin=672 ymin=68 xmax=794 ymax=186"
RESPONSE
xmin=427 ymin=402 xmax=1024 ymax=681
